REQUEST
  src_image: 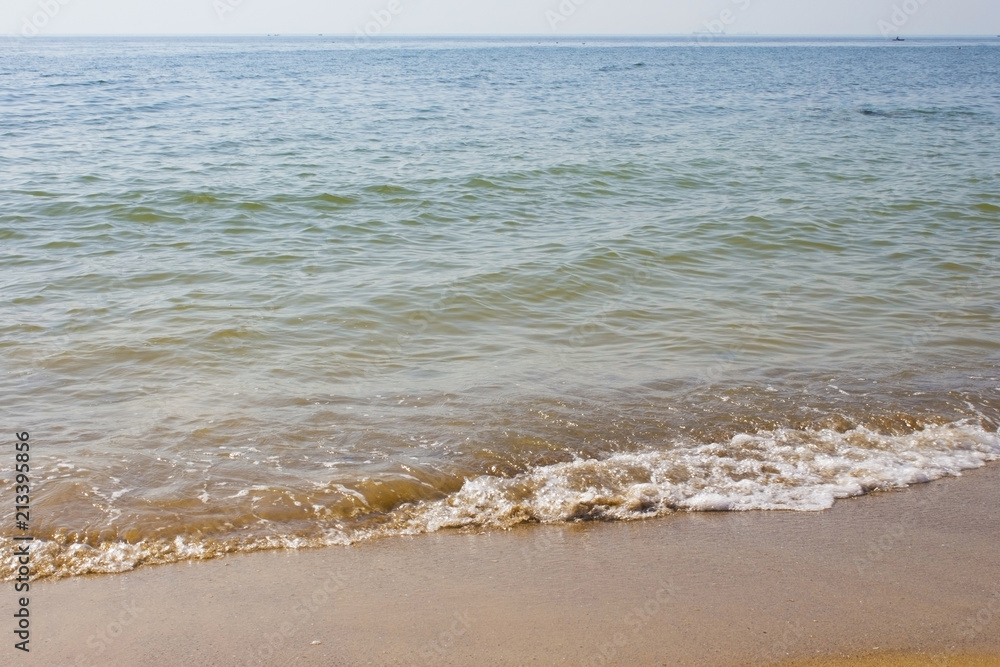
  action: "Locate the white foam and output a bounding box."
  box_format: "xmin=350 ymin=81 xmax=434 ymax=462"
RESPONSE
xmin=3 ymin=421 xmax=997 ymax=582
xmin=404 ymin=422 xmax=1000 ymax=530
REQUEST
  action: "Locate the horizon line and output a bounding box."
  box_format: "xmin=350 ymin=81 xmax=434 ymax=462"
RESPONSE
xmin=3 ymin=32 xmax=1000 ymax=38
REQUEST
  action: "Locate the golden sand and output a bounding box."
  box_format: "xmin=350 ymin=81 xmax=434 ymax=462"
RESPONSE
xmin=12 ymin=464 xmax=1000 ymax=666
xmin=776 ymin=654 xmax=1000 ymax=667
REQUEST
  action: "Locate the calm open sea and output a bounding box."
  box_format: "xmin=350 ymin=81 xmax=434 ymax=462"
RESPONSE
xmin=2 ymin=36 xmax=999 ymax=579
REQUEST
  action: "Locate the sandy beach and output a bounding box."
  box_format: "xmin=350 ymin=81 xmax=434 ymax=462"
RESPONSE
xmin=10 ymin=463 xmax=998 ymax=666
xmin=6 ymin=32 xmax=1000 ymax=667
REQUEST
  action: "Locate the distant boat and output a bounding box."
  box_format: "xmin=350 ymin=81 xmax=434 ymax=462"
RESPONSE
xmin=892 ymin=37 xmax=904 ymax=42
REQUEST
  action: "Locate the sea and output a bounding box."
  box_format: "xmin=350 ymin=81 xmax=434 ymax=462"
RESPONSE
xmin=2 ymin=35 xmax=999 ymax=580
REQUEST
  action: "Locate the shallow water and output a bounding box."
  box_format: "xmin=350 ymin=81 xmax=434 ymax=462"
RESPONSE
xmin=2 ymin=36 xmax=999 ymax=579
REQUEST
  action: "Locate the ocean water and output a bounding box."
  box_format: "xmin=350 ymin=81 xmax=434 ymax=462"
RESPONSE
xmin=2 ymin=36 xmax=1000 ymax=580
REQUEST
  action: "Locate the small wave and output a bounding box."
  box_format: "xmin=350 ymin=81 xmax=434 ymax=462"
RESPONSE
xmin=3 ymin=421 xmax=996 ymax=581
xmin=858 ymin=107 xmax=977 ymax=119
xmin=404 ymin=422 xmax=999 ymax=528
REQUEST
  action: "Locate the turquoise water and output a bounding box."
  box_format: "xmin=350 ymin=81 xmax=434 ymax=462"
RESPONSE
xmin=2 ymin=37 xmax=999 ymax=579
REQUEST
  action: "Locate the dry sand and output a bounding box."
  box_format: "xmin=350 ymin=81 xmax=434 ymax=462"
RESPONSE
xmin=11 ymin=464 xmax=1000 ymax=666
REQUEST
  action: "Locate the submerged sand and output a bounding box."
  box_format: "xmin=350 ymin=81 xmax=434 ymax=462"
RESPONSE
xmin=13 ymin=464 xmax=1000 ymax=666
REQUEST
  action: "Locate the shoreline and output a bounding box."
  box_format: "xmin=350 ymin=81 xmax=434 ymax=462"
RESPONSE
xmin=14 ymin=463 xmax=1000 ymax=666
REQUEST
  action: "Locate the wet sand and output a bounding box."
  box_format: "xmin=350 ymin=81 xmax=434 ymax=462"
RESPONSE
xmin=15 ymin=464 xmax=1000 ymax=666
xmin=777 ymin=655 xmax=999 ymax=667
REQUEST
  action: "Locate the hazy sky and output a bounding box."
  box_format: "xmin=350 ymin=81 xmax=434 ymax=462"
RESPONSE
xmin=2 ymin=0 xmax=998 ymax=38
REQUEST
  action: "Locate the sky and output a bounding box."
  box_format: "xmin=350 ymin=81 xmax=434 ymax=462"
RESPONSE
xmin=1 ymin=0 xmax=998 ymax=38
